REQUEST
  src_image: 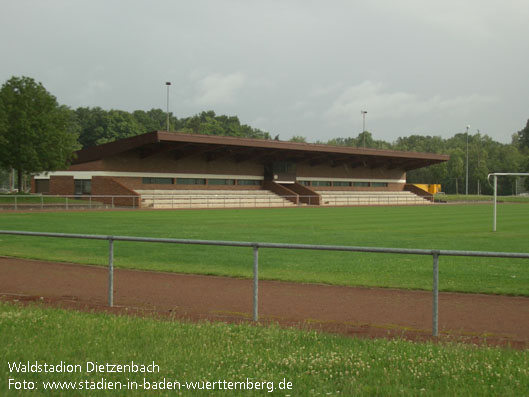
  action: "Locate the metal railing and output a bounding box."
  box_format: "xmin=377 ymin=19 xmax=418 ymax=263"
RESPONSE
xmin=140 ymin=194 xmax=303 ymax=208
xmin=1 ymin=193 xmax=431 ymax=210
xmin=138 ymin=193 xmax=430 ymax=208
xmin=319 ymin=195 xmax=430 ymax=206
xmin=0 ymin=195 xmax=140 ymax=210
xmin=1 ymin=230 xmax=528 ymax=337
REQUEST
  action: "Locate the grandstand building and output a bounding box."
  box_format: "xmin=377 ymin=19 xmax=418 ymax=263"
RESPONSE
xmin=32 ymin=131 xmax=449 ymax=208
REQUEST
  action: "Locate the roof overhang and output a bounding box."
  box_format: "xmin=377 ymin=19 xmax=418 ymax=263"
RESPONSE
xmin=74 ymin=131 xmax=449 ymax=171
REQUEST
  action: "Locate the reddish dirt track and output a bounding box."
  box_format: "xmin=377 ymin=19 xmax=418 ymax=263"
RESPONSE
xmin=1 ymin=256 xmax=529 ymax=348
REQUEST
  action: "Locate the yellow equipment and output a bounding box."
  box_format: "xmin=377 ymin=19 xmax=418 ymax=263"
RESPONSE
xmin=413 ymin=184 xmax=441 ymax=195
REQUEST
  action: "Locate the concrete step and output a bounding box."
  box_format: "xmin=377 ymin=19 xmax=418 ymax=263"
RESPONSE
xmin=138 ymin=189 xmax=295 ymax=209
xmin=136 ymin=189 xmax=272 ymax=196
xmin=318 ymin=191 xmax=431 ymax=206
xmin=149 ymin=201 xmax=296 ymax=209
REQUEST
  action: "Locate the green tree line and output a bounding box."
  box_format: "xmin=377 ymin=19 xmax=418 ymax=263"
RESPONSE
xmin=325 ymin=127 xmax=529 ymax=196
xmin=75 ymin=108 xmax=271 ymax=148
xmin=1 ymin=76 xmax=528 ymax=195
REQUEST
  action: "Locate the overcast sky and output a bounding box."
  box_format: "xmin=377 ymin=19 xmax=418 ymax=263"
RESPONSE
xmin=1 ymin=0 xmax=528 ymax=143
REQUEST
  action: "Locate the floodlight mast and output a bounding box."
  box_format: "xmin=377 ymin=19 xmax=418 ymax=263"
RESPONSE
xmin=165 ymin=82 xmax=171 ymax=131
xmin=488 ymin=172 xmax=529 ymax=232
xmin=465 ymin=125 xmax=470 ymax=195
xmin=361 ymin=110 xmax=368 ymax=148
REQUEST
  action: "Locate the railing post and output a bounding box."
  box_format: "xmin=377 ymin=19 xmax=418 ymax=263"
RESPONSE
xmin=41 ymin=195 xmax=44 ymax=209
xmin=493 ymin=175 xmax=497 ymax=232
xmin=108 ymin=237 xmax=114 ymax=307
xmin=14 ymin=196 xmax=17 ymax=210
xmin=253 ymin=244 xmax=259 ymax=322
xmin=111 ymin=196 xmax=115 ymax=209
xmin=432 ymin=251 xmax=439 ymax=337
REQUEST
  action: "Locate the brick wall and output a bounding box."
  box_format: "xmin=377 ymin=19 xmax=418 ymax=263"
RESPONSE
xmin=102 ymin=151 xmax=264 ymax=176
xmin=49 ymin=176 xmax=75 ymax=195
xmin=92 ymin=176 xmax=140 ymax=207
xmin=263 ymin=181 xmax=299 ymax=205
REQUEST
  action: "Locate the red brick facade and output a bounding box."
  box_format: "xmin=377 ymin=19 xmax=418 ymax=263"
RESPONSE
xmin=49 ymin=176 xmax=75 ymax=195
xmin=91 ymin=176 xmax=140 ymax=207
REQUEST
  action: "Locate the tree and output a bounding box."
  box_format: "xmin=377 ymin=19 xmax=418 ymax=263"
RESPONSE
xmin=289 ymin=135 xmax=307 ymax=143
xmin=357 ymin=131 xmax=374 ymax=148
xmin=75 ymin=107 xmax=144 ymax=147
xmin=515 ymin=119 xmax=529 ymax=150
xmin=179 ymin=110 xmax=271 ymax=139
xmin=133 ymin=108 xmax=181 ymax=132
xmin=0 ymin=76 xmax=80 ymax=191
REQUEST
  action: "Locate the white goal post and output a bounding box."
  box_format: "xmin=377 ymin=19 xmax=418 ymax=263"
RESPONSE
xmin=487 ymin=172 xmax=529 ymax=232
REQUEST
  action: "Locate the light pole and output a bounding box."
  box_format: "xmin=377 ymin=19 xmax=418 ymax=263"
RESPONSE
xmin=165 ymin=82 xmax=171 ymax=131
xmin=361 ymin=110 xmax=368 ymax=147
xmin=476 ymin=129 xmax=480 ymax=195
xmin=465 ymin=125 xmax=470 ymax=195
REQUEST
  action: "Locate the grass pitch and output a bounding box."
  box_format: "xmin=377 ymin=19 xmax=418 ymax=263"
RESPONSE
xmin=1 ymin=302 xmax=528 ymax=396
xmin=0 ymin=204 xmax=528 ymax=295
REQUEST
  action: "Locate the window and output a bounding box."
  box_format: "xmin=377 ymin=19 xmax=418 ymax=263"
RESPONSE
xmin=312 ymin=180 xmax=332 ymax=187
xmin=333 ymin=181 xmax=352 ymax=187
xmin=208 ymin=179 xmax=235 ymax=185
xmin=238 ymin=179 xmax=261 ymax=186
xmin=353 ymin=182 xmax=370 ymax=187
xmin=176 ymin=178 xmax=206 ymax=185
xmin=371 ymin=182 xmax=388 ymax=188
xmin=74 ymin=179 xmax=91 ymax=195
xmin=142 ymin=177 xmax=173 ymax=184
xmin=298 ymin=180 xmax=311 ymax=186
xmin=35 ymin=179 xmax=50 ymax=194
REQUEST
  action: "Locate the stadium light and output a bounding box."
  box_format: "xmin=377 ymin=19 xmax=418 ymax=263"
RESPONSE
xmin=465 ymin=125 xmax=470 ymax=195
xmin=361 ymin=110 xmax=368 ymax=147
xmin=165 ymin=82 xmax=171 ymax=131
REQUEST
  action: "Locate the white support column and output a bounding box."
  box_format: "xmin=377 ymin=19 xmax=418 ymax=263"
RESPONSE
xmin=488 ymin=172 xmax=529 ymax=232
xmin=493 ymin=175 xmax=497 ymax=232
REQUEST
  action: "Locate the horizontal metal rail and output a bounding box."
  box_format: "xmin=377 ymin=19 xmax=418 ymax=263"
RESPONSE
xmin=1 ymin=230 xmax=528 ymax=258
xmin=0 ymin=195 xmax=139 ymax=210
xmin=1 ymin=192 xmax=433 ymax=210
xmin=1 ymin=229 xmax=528 ymax=337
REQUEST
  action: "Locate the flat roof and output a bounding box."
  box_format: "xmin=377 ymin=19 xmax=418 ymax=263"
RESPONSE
xmin=74 ymin=131 xmax=449 ymax=171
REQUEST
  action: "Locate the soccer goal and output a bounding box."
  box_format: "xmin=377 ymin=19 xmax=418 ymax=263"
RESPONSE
xmin=488 ymin=172 xmax=529 ymax=232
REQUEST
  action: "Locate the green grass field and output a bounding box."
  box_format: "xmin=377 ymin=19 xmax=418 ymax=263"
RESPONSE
xmin=435 ymin=194 xmax=529 ymax=203
xmin=1 ymin=302 xmax=528 ymax=396
xmin=2 ymin=206 xmax=529 ymax=396
xmin=1 ymin=204 xmax=528 ymax=295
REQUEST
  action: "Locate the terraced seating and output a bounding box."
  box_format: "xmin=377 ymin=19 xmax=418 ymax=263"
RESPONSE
xmin=318 ymin=190 xmax=431 ymax=206
xmin=136 ymin=189 xmax=296 ymax=209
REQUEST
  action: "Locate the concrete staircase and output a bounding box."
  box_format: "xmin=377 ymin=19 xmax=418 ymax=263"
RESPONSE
xmin=318 ymin=190 xmax=432 ymax=206
xmin=136 ymin=189 xmax=296 ymax=209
